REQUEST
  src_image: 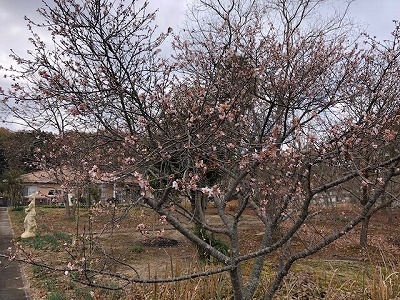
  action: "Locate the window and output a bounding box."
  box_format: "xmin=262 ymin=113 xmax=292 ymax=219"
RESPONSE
xmin=23 ymin=186 xmax=37 ymax=197
xmin=47 ymin=189 xmax=62 ymax=198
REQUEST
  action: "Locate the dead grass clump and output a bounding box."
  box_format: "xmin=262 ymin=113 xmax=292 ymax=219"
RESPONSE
xmin=7 ymin=205 xmax=400 ymax=299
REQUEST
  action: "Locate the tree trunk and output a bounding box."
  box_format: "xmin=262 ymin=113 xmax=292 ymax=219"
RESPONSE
xmin=64 ymin=193 xmax=77 ymax=218
xmin=230 ymin=266 xmax=244 ymax=300
xmin=192 ymin=190 xmax=208 ymax=259
xmin=385 ymin=205 xmax=393 ymax=223
xmin=360 ymin=214 xmax=370 ymax=248
xmin=360 ymin=169 xmax=370 ymax=248
xmin=382 ymin=192 xmax=393 ymax=223
xmin=86 ymin=191 xmax=91 ymax=207
xmin=65 ymin=193 xmax=71 ymax=218
xmin=193 ymin=191 xmax=206 ymax=224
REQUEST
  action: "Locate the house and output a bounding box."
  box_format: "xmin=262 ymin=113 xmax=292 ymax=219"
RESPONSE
xmin=20 ymin=170 xmax=64 ymax=205
xmin=19 ymin=170 xmax=142 ymax=206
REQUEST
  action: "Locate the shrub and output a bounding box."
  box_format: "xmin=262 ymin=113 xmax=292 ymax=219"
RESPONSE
xmin=131 ymin=245 xmax=144 ymax=253
xmin=193 ymin=227 xmax=229 ymax=263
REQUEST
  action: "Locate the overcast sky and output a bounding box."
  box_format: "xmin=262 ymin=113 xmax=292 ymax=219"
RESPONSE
xmin=0 ymin=0 xmax=399 ymax=129
xmin=1 ymin=0 xmax=399 ymax=64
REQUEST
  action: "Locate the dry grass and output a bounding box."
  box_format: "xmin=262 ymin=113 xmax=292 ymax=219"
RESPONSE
xmin=8 ymin=203 xmax=400 ymax=300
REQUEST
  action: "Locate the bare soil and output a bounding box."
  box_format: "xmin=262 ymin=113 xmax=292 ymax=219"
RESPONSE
xmin=8 ymin=202 xmax=400 ymax=299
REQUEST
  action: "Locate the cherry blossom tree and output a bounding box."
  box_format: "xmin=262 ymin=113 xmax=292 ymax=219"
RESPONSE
xmin=1 ymin=0 xmax=400 ymax=299
xmin=161 ymin=1 xmax=400 ymax=298
xmin=331 ymin=29 xmax=400 ymax=247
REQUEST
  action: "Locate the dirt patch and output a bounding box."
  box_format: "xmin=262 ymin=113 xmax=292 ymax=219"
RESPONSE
xmin=140 ymin=237 xmax=179 ymax=247
xmin=7 ymin=203 xmax=400 ymax=299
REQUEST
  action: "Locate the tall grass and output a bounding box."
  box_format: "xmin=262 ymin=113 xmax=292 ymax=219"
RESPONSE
xmin=273 ymin=252 xmax=400 ymax=300
xmin=9 ymin=207 xmax=400 ymax=299
xmin=367 ymin=247 xmax=400 ymax=300
xmin=20 ymin=250 xmax=400 ymax=299
xmin=22 ymin=249 xmax=400 ymax=299
xmin=90 ymin=258 xmax=231 ymax=300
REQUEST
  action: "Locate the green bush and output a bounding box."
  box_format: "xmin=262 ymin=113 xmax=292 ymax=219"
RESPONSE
xmin=11 ymin=206 xmax=24 ymax=211
xmin=193 ymin=226 xmax=229 ymax=263
xmin=131 ymin=245 xmax=144 ymax=253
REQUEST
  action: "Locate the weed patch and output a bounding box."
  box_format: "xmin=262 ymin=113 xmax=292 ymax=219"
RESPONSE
xmin=8 ymin=206 xmax=400 ymax=300
xmin=131 ymin=245 xmax=144 ymax=253
xmin=22 ymin=231 xmax=72 ymax=251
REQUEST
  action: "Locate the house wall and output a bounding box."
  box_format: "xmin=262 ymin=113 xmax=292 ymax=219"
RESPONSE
xmin=98 ymin=183 xmax=142 ymax=204
xmin=21 ymin=183 xmax=63 ymax=206
xmin=20 ymin=170 xmax=143 ymax=206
